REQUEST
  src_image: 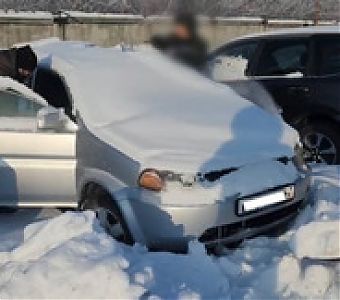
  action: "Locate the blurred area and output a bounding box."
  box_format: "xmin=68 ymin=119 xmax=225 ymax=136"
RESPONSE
xmin=0 ymin=0 xmax=339 ymax=20
xmin=151 ymin=12 xmax=208 ymax=71
xmin=0 ymin=0 xmax=339 ymax=49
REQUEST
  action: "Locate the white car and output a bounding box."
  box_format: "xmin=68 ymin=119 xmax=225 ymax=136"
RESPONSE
xmin=0 ymin=41 xmax=310 ymax=251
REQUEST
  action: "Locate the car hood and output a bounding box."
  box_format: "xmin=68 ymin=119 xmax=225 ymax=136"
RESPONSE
xmin=34 ymin=42 xmax=299 ymax=173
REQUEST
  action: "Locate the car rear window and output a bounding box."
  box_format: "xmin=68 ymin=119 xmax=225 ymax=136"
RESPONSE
xmin=255 ymin=39 xmax=309 ymax=77
xmin=315 ymin=36 xmax=340 ymax=76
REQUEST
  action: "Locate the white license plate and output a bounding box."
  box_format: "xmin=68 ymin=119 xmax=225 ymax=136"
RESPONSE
xmin=238 ymin=186 xmax=295 ymax=215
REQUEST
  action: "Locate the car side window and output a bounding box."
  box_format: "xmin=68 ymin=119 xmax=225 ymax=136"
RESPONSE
xmin=255 ymin=39 xmax=309 ymax=77
xmin=0 ymin=90 xmax=43 ymax=131
xmin=210 ymin=41 xmax=259 ymax=81
xmin=315 ymin=36 xmax=340 ymax=76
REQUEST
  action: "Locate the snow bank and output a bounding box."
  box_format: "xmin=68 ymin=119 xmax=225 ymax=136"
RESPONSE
xmin=0 ymin=212 xmax=144 ymax=299
xmin=0 ymin=212 xmax=230 ymax=299
xmin=218 ymin=166 xmax=340 ymax=299
xmin=291 ymin=166 xmax=340 ymax=260
xmin=0 ymin=166 xmax=338 ymax=299
xmin=293 ymin=220 xmax=339 ymax=259
xmin=218 ymin=236 xmax=339 ymax=299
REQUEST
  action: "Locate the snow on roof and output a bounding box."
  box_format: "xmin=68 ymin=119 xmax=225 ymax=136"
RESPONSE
xmin=62 ymin=11 xmax=144 ymax=20
xmin=231 ymin=25 xmax=340 ymax=42
xmin=0 ymin=10 xmax=52 ymax=20
xmin=264 ymin=25 xmax=339 ymax=35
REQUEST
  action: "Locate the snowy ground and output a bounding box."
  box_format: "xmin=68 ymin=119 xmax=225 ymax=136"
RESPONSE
xmin=0 ymin=166 xmax=339 ymax=299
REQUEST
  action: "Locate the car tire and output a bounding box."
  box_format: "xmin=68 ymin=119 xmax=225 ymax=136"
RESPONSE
xmin=79 ymin=184 xmax=133 ymax=245
xmin=300 ymin=121 xmax=340 ymax=165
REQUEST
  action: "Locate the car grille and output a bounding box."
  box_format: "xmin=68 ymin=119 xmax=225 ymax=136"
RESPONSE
xmin=199 ymin=200 xmax=303 ymax=243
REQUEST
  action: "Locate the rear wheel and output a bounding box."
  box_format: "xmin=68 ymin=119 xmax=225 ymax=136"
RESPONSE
xmin=300 ymin=121 xmax=340 ymax=165
xmin=79 ymin=184 xmax=133 ymax=245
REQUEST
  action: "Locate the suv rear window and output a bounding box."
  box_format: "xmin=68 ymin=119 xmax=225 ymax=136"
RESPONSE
xmin=315 ymin=36 xmax=340 ymax=76
xmin=255 ymin=39 xmax=309 ymax=77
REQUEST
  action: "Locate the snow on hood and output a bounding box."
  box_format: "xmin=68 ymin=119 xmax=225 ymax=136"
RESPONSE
xmin=33 ymin=41 xmax=299 ymax=173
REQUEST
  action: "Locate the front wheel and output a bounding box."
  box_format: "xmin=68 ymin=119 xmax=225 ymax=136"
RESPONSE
xmin=79 ymin=184 xmax=133 ymax=245
xmin=300 ymin=121 xmax=340 ymax=165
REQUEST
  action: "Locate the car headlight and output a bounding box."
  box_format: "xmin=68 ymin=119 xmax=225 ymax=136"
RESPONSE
xmin=138 ymin=169 xmax=165 ymax=192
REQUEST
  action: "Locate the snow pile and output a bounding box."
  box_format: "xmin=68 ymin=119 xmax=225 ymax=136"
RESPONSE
xmin=0 ymin=212 xmax=144 ymax=299
xmin=291 ymin=166 xmax=340 ymax=260
xmin=0 ymin=211 xmax=229 ymax=299
xmin=293 ymin=220 xmax=339 ymax=259
xmin=218 ymin=237 xmax=339 ymax=299
xmin=215 ymin=165 xmax=340 ymax=299
xmin=0 ymin=166 xmax=338 ymax=299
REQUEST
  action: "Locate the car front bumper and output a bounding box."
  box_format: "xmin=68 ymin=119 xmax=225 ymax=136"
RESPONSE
xmin=117 ymin=174 xmax=310 ymax=251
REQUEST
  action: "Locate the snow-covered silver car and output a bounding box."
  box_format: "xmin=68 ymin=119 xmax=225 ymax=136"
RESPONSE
xmin=0 ymin=41 xmax=310 ymax=251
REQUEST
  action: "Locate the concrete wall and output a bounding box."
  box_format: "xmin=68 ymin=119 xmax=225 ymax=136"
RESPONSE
xmin=0 ymin=13 xmax=332 ymax=49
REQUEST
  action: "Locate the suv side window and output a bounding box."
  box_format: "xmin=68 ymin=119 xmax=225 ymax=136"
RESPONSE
xmin=0 ymin=90 xmax=43 ymax=131
xmin=255 ymin=39 xmax=309 ymax=77
xmin=315 ymin=36 xmax=340 ymax=76
xmin=210 ymin=41 xmax=259 ymax=81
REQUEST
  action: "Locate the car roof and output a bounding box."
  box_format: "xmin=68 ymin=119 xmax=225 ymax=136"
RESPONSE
xmin=228 ymin=25 xmax=340 ymax=43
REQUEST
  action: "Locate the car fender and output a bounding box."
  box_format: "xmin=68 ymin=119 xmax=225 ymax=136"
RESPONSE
xmin=77 ymin=166 xmax=147 ymax=244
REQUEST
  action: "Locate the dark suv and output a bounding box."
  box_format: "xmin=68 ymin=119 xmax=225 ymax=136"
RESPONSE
xmin=208 ymin=26 xmax=340 ymax=164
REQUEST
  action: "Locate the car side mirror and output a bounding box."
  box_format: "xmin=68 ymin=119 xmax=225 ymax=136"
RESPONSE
xmin=37 ymin=107 xmax=77 ymax=132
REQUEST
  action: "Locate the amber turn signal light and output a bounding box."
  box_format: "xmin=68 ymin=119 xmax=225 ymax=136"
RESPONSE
xmin=138 ymin=169 xmax=164 ymax=192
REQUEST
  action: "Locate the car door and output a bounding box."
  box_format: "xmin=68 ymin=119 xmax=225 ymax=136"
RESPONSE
xmin=0 ymin=89 xmax=76 ymax=207
xmin=250 ymin=37 xmax=314 ymax=125
xmin=311 ymin=34 xmax=340 ymax=116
